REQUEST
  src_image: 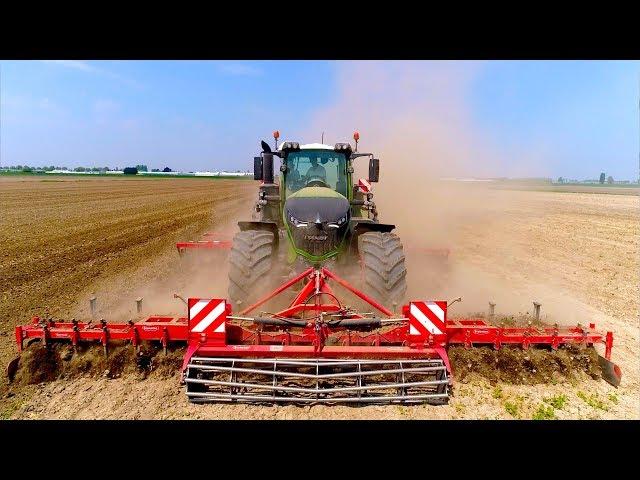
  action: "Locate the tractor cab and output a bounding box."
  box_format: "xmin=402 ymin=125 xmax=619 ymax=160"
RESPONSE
xmin=277 ymin=144 xmax=352 ymax=262
xmin=282 ymin=145 xmax=349 ymax=198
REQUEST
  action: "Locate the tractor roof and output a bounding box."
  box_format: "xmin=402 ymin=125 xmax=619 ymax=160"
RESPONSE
xmin=278 ymin=142 xmax=335 ymax=151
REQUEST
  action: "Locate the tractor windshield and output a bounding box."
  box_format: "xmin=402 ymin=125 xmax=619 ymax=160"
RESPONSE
xmin=285 ymin=150 xmax=348 ymax=197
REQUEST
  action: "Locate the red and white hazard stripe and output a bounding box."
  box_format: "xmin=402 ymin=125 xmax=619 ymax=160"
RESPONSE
xmin=358 ymin=178 xmax=371 ymax=193
xmin=189 ymin=299 xmax=226 ymax=334
xmin=409 ymin=301 xmax=446 ymax=336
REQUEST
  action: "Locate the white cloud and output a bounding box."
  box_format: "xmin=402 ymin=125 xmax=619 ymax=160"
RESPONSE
xmin=41 ymin=60 xmax=143 ymax=89
xmin=4 ymin=94 xmax=62 ymax=112
xmin=216 ymin=62 xmax=262 ymax=76
xmin=42 ymin=60 xmax=97 ymax=72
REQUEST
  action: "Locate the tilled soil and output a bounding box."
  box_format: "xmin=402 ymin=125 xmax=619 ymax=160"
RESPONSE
xmin=448 ymin=345 xmax=602 ymax=385
xmin=13 ymin=343 xmax=183 ymax=385
xmin=2 ymin=181 xmax=638 ymax=419
xmin=0 ymin=177 xmax=254 ymax=416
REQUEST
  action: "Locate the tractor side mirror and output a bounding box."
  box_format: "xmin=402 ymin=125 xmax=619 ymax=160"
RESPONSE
xmin=262 ymin=153 xmax=274 ymax=184
xmin=254 ymin=156 xmax=263 ymax=180
xmin=368 ymin=158 xmax=380 ymax=183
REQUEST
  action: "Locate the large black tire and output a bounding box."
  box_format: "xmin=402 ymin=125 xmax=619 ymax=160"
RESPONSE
xmin=358 ymin=231 xmax=408 ymax=308
xmin=228 ymin=230 xmax=276 ymax=309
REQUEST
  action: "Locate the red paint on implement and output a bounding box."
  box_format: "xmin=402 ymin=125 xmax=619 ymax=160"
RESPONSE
xmin=11 ymin=267 xmax=620 ymax=389
xmin=176 ymin=232 xmax=232 ymax=254
xmin=358 ymin=178 xmax=371 ymax=193
xmin=189 ymin=299 xmax=221 ymax=327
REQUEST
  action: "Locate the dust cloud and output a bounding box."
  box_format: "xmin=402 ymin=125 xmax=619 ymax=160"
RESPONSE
xmin=86 ymin=197 xmax=255 ymax=322
xmin=91 ymin=62 xmax=581 ymax=323
xmin=302 ymin=62 xmax=508 ymax=241
xmin=298 ymin=61 xmax=561 ymax=317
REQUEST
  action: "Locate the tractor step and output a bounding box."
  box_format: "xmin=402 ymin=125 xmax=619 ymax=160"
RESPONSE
xmin=185 ymin=357 xmax=449 ymax=404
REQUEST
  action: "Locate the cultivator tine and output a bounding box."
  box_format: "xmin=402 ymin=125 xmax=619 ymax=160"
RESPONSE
xmin=90 ymin=296 xmax=97 ymax=319
xmin=101 ymin=319 xmax=108 ymax=356
xmin=533 ymin=302 xmax=541 ymax=320
xmin=7 ymin=357 xmax=20 ymax=382
xmin=598 ymin=355 xmax=622 ymax=387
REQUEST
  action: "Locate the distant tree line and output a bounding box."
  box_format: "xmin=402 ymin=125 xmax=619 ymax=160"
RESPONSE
xmin=556 ymin=173 xmax=625 ymax=185
xmin=1 ymin=165 xmax=70 ymax=172
xmin=0 ymin=164 xmax=247 ymax=177
xmin=600 ymin=173 xmax=614 ymax=184
xmin=1 ymin=165 xmax=111 ymax=172
xmin=1 ymin=163 xmax=173 ymax=174
xmin=73 ymin=166 xmax=112 ymax=172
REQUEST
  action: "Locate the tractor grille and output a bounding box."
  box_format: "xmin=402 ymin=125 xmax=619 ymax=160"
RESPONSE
xmin=291 ymin=224 xmax=341 ymax=257
xmin=185 ymin=357 xmax=449 ymax=404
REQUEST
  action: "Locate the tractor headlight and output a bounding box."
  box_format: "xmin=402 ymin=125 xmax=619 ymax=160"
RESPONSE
xmin=289 ymin=214 xmax=308 ymax=228
xmin=334 ymin=143 xmax=352 ymax=152
xmin=282 ymin=142 xmax=300 ymax=151
xmin=328 ymin=215 xmax=348 ymax=229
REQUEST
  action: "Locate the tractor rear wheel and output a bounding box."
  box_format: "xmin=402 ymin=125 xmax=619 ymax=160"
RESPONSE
xmin=358 ymin=231 xmax=408 ymax=309
xmin=228 ymin=230 xmax=276 ymax=310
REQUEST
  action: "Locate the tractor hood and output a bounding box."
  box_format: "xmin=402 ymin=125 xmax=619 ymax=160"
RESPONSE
xmin=285 ymin=187 xmax=350 ymax=225
xmin=284 ymin=187 xmax=350 ymax=260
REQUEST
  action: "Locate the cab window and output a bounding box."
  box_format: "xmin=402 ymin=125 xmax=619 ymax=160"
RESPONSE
xmin=285 ymin=150 xmax=347 ymax=197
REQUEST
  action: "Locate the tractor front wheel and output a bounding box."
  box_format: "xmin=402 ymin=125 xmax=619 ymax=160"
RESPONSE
xmin=228 ymin=230 xmax=276 ymax=310
xmin=358 ymin=231 xmax=408 ymax=310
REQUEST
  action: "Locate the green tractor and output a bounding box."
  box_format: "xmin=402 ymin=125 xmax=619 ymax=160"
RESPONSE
xmin=228 ymin=132 xmax=407 ymax=310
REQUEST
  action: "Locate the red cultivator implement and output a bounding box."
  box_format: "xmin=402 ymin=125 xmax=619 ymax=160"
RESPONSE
xmin=176 ymin=232 xmax=233 ymax=255
xmin=175 ymin=232 xmax=450 ymax=261
xmin=10 ymin=266 xmax=621 ymax=405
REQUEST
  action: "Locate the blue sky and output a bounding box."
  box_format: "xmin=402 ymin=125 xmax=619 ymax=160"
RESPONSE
xmin=1 ymin=60 xmax=638 ymax=180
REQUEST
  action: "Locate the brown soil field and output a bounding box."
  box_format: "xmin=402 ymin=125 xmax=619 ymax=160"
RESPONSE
xmin=1 ymin=178 xmax=638 ymax=419
xmin=0 ymin=176 xmax=254 ymax=415
xmin=492 ymin=183 xmax=639 ymax=196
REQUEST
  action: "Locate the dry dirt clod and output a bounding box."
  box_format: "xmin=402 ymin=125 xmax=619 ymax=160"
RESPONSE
xmin=449 ymin=345 xmax=602 ymax=385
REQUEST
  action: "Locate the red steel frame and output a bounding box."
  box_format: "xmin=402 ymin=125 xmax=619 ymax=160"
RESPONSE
xmin=175 ymin=233 xmax=449 ymax=258
xmin=12 ymin=267 xmax=618 ymax=385
xmin=176 ymin=232 xmax=232 ymax=255
xmin=15 ymin=316 xmax=188 ymax=354
xmin=238 ymin=267 xmax=393 ymax=318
